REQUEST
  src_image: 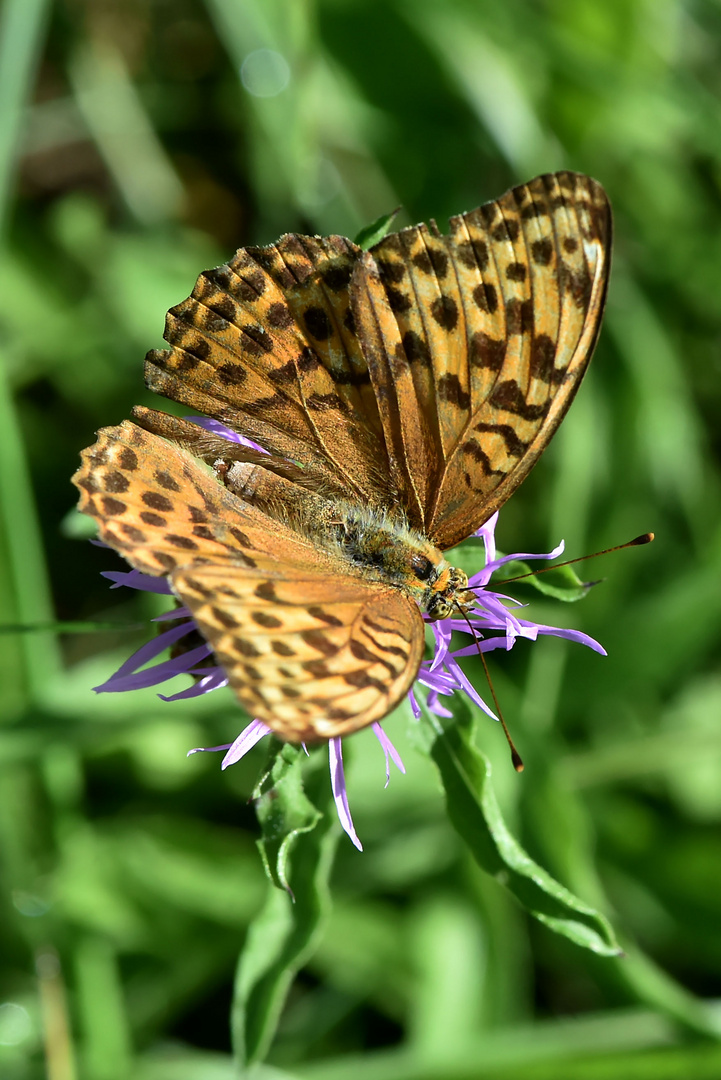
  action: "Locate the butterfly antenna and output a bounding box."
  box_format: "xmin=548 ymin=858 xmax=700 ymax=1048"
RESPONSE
xmin=456 ymin=604 xmax=524 ymax=773
xmin=501 ymin=533 xmax=654 ymax=585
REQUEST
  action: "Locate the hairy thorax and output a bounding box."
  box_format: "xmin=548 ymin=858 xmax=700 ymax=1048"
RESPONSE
xmin=221 ymin=460 xmax=474 ymax=620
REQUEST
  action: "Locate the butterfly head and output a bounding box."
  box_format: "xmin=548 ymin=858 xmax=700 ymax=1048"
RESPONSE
xmin=424 ymin=564 xmax=475 ymax=621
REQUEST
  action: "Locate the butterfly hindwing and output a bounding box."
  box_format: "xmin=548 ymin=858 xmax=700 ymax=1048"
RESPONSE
xmin=172 ymin=562 xmax=425 ymax=742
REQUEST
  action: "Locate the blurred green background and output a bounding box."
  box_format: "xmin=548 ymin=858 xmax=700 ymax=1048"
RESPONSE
xmin=2 ymin=0 xmax=721 ymax=1077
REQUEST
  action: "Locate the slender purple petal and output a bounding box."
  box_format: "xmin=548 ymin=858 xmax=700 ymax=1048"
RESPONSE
xmin=329 ymin=738 xmax=362 ymax=851
xmin=430 ymin=620 xmax=452 ymax=672
xmin=469 ymin=541 xmax=565 ymax=588
xmin=443 ymin=655 xmax=498 ymax=721
xmin=221 ymin=719 xmax=271 ymax=768
xmin=93 ymin=620 xmax=198 ymax=691
xmin=530 ymin=622 xmax=607 ymax=655
xmin=101 ymin=569 xmax=172 ymax=594
xmin=187 ymin=743 xmax=233 ymax=756
xmin=427 ymin=691 xmax=453 ymax=718
xmin=475 ymin=510 xmax=499 ymax=563
xmin=187 ymin=416 xmax=268 ymax=454
xmin=153 ymin=606 xmax=192 ymax=622
xmin=95 ymin=642 xmax=212 ymax=693
xmin=159 ymin=669 xmax=229 ymax=701
xmin=372 ymin=722 xmax=405 ymax=786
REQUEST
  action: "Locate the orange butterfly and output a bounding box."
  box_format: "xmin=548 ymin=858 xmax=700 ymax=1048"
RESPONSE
xmin=73 ymin=171 xmax=611 ymax=743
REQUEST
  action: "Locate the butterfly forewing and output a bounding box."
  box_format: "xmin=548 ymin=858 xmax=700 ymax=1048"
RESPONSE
xmin=359 ymin=171 xmax=611 ymax=548
xmin=144 ymin=234 xmax=395 ymax=506
xmin=173 ymin=563 xmax=425 ymax=741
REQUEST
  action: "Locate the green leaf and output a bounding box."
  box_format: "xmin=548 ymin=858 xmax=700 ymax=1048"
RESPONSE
xmin=354 ymin=208 xmax=400 ymax=250
xmin=415 ymin=699 xmax=621 ymax=956
xmin=233 ymin=746 xmax=339 ymax=1066
xmin=254 ymin=742 xmax=323 ymax=894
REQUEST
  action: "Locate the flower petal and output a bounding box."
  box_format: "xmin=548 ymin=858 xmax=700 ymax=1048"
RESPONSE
xmin=329 ymin=738 xmax=362 ymax=851
xmin=221 ymin=719 xmax=272 ymax=768
xmin=372 ymin=722 xmax=405 ymax=786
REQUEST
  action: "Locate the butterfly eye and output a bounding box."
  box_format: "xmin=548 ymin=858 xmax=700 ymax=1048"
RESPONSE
xmin=409 ymin=554 xmax=435 ymax=581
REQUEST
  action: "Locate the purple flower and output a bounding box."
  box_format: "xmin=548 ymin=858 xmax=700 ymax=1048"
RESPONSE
xmin=93 ymin=507 xmax=604 ymax=851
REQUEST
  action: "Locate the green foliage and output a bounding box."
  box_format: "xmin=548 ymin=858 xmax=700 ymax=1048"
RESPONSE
xmin=2 ymin=0 xmax=721 ymax=1077
xmin=415 ymin=698 xmax=620 ymax=955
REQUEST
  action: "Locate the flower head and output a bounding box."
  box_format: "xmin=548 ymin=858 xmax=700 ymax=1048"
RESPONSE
xmin=94 ymin=505 xmax=604 ymax=850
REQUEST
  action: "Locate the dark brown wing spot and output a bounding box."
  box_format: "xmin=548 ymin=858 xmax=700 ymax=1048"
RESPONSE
xmin=307 ymin=605 xmax=343 ymax=626
xmin=271 ymin=640 xmax=296 ymax=657
xmin=140 ymin=511 xmax=166 ymax=527
xmin=402 ymin=330 xmax=432 ymax=367
xmin=386 ymin=286 xmax=412 ymax=313
xmin=506 ymin=298 xmax=534 ymax=335
xmin=155 ymin=552 xmax=178 ymax=570
xmin=473 ymin=421 xmax=529 ymax=457
xmin=142 ymin=491 xmax=174 ymax=512
xmin=236 ymin=639 xmax=261 ymax=658
xmin=118 ymin=447 xmax=138 ymax=471
xmin=456 ymin=238 xmax=489 ymax=271
xmin=531 ymin=238 xmax=554 ymax=265
xmin=255 ymin=581 xmax=278 ymax=602
xmin=267 ymin=302 xmax=293 ymax=329
xmin=343 ymin=670 xmax=386 ymax=691
xmin=184 ymin=576 xmax=214 ymax=598
xmin=506 ymin=261 xmax=527 ymax=282
xmin=306 ymin=392 xmax=346 ymax=412
xmin=377 ymin=258 xmax=406 ymax=284
xmin=530 ymin=334 xmax=556 ymax=382
xmin=469 ymin=332 xmax=506 ymax=371
xmin=104 ymin=471 xmax=129 ymax=494
xmin=208 ymin=295 xmax=236 ymax=322
xmin=413 ymin=246 xmax=449 ymax=278
xmin=431 ymin=295 xmax=459 ymax=331
xmin=212 ymin=606 xmax=239 ymax=629
xmin=560 ymin=261 xmax=592 ymax=308
xmin=155 ymin=470 xmax=182 ymax=492
xmin=461 ymin=440 xmax=506 ymax=477
xmin=300 ymin=630 xmax=339 ymax=656
xmin=493 ymin=219 xmax=520 ymax=242
xmin=192 ymin=525 xmax=215 ymax=540
xmin=490 ymin=380 xmax=549 ymax=420
xmin=472 ymin=282 xmax=498 ymax=313
xmin=101 ymin=496 xmax=127 ymax=516
xmin=298 ymin=346 xmax=321 ymax=372
xmin=303 ymin=306 xmax=333 ymax=341
xmin=241 ymin=325 xmax=274 ymax=356
xmin=217 ymin=363 xmax=247 ymax=386
xmin=437 ymin=372 xmax=470 ymax=410
xmin=252 ymin=611 xmax=283 ymax=629
xmin=118 ymin=523 xmax=146 ymax=542
xmin=563 ymin=237 xmax=578 ymax=254
xmin=230 ymin=527 xmax=254 ymax=548
xmin=348 ymin=638 xmax=399 ymax=676
xmin=166 ymin=534 xmax=199 ymax=550
xmin=322 ymin=263 xmax=353 ymax=290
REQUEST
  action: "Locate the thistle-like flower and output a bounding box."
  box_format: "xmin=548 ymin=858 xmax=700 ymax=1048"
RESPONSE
xmin=94 ymin=503 xmax=604 ymax=850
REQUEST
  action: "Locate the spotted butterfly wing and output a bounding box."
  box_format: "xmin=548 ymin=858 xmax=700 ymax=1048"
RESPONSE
xmin=73 ymin=422 xmax=424 ymax=741
xmin=136 ymin=171 xmax=611 ymax=547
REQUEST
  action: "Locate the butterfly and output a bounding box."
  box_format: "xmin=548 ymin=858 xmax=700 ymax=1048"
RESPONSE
xmin=73 ymin=171 xmax=611 ymax=742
